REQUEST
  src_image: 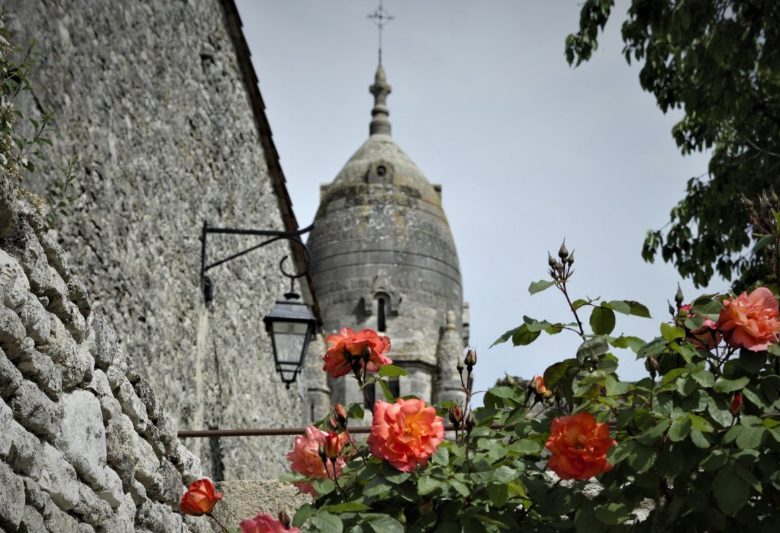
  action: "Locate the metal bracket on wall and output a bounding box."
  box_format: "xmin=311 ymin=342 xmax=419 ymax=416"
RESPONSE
xmin=199 ymin=221 xmax=314 ymax=304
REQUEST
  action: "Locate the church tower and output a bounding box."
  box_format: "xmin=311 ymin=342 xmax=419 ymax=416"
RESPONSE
xmin=308 ymin=65 xmax=467 ymax=407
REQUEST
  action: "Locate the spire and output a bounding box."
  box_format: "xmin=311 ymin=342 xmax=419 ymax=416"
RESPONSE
xmin=369 ymin=65 xmax=392 ymax=136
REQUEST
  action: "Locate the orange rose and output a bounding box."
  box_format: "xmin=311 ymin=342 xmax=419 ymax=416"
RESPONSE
xmin=368 ymin=398 xmax=445 ymax=472
xmin=545 ymin=412 xmax=616 ymax=480
xmin=322 ymin=328 xmax=392 ymax=378
xmin=717 ymin=287 xmax=780 ymax=351
xmin=180 ymin=478 xmax=222 ymax=516
xmin=533 ymin=376 xmax=553 ymax=398
xmin=286 ymin=426 xmax=345 ymax=495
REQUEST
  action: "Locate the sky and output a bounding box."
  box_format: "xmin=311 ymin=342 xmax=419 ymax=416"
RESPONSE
xmin=235 ymin=0 xmax=722 ymax=399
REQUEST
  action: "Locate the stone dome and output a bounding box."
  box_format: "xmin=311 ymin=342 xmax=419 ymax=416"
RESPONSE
xmin=308 ymin=66 xmax=465 ymax=405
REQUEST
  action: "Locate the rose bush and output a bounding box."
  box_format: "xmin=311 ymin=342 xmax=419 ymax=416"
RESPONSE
xmin=282 ymin=241 xmax=780 ymax=532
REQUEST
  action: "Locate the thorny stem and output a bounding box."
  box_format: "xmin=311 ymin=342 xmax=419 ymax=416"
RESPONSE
xmin=206 ymin=514 xmax=230 ymax=533
xmin=326 ymin=458 xmax=349 ymax=500
xmin=346 ymin=429 xmax=369 ymax=463
xmin=559 ymin=282 xmax=585 ymax=339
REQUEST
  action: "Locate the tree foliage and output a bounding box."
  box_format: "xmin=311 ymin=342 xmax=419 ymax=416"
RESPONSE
xmin=566 ymin=0 xmax=780 ymax=288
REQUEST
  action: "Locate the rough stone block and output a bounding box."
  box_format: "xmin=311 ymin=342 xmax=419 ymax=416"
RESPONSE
xmin=90 ymin=315 xmax=117 ymax=369
xmin=52 ymin=298 xmax=88 ymax=343
xmin=134 ymin=377 xmax=162 ymax=422
xmin=0 ymin=306 xmax=25 ymax=353
xmin=72 ymin=482 xmax=112 ymax=526
xmin=18 ymin=505 xmax=45 ymax=533
xmin=38 ymin=318 xmax=93 ymax=389
xmin=0 ymin=397 xmax=13 ymax=458
xmin=22 ymin=477 xmax=46 ymax=512
xmin=55 ymin=390 xmax=123 ymax=507
xmin=86 ymin=368 xmax=112 ymax=400
xmin=0 ymin=461 xmax=25 ymax=529
xmin=136 ymin=500 xmax=185 ymax=533
xmin=15 ymin=345 xmax=63 ymax=400
xmin=105 ymin=350 xmax=128 ymax=391
xmin=0 ymin=348 xmax=23 ymax=400
xmin=115 ymin=377 xmax=149 ymax=433
xmin=129 ymin=479 xmax=148 ymax=506
xmin=68 ymin=278 xmax=91 ymax=320
xmin=36 ymin=443 xmax=81 ymax=511
xmin=0 ymin=249 xmax=30 ymax=310
xmin=97 ymin=492 xmax=136 ymax=533
xmin=9 ymin=379 xmax=61 ymax=440
xmin=156 ymin=411 xmax=178 ymax=455
xmin=5 ymin=419 xmax=43 ymax=478
xmin=170 ymin=441 xmax=203 ymax=485
xmin=42 ymin=497 xmax=80 ymax=532
xmin=147 ymin=458 xmax=183 ymax=509
xmin=16 ymin=293 xmax=53 ymax=345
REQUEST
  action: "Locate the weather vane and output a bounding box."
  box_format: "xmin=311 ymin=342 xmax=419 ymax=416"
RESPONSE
xmin=367 ymin=0 xmax=394 ymax=65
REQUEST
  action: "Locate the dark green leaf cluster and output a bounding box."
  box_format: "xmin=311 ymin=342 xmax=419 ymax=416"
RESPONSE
xmin=566 ymin=0 xmax=780 ymax=288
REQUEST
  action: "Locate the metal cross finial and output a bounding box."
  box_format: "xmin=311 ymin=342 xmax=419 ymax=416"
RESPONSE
xmin=367 ymin=0 xmax=394 ymax=65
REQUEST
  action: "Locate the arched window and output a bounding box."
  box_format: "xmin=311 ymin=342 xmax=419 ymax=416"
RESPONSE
xmin=377 ymin=296 xmax=387 ymax=332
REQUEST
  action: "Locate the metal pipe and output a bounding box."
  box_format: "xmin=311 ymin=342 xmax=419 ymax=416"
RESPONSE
xmin=178 ymin=424 xmax=460 ymax=438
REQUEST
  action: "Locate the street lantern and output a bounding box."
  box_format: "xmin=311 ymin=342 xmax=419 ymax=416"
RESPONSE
xmin=199 ymin=221 xmax=318 ymax=387
xmin=263 ymin=291 xmax=317 ymax=388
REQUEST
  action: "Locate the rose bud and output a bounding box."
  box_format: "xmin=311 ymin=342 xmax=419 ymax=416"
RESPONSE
xmin=558 ymin=241 xmax=569 ymax=260
xmin=323 ymin=432 xmax=345 ymax=460
xmin=730 ymin=392 xmax=744 ymax=415
xmin=181 ymin=478 xmax=222 ymax=516
xmin=448 ymin=405 xmax=464 ymax=428
xmin=333 ymin=403 xmax=348 ymax=427
xmin=464 ymin=411 xmax=476 ymax=433
xmin=327 ymin=417 xmax=339 ymax=432
xmin=464 ymin=349 xmax=477 ymax=369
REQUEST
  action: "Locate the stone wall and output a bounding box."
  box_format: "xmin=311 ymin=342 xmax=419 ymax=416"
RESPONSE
xmin=4 ymin=0 xmax=323 ymax=478
xmin=0 ymin=199 xmax=210 ymax=531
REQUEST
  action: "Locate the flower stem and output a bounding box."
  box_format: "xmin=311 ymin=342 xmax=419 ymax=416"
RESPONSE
xmin=206 ymin=513 xmax=230 ymax=533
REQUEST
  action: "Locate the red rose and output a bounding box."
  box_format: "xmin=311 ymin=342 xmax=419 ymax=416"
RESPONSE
xmin=240 ymin=513 xmax=300 ymax=533
xmin=180 ymin=478 xmax=222 ymax=516
xmin=545 ymin=412 xmax=616 ymax=480
xmin=717 ymin=287 xmax=780 ymax=351
xmin=730 ymin=392 xmax=744 ymax=415
xmin=322 ymin=328 xmax=392 ymax=378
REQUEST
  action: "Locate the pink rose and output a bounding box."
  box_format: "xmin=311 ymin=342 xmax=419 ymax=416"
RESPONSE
xmin=286 ymin=426 xmax=345 ymax=495
xmin=368 ymin=398 xmax=445 ymax=472
xmin=717 ymin=287 xmax=780 ymax=351
xmin=240 ymin=513 xmax=300 ymax=533
xmin=322 ymin=328 xmax=392 ymax=378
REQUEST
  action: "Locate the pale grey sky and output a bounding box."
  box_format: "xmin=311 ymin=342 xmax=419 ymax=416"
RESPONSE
xmin=235 ymin=0 xmax=720 ymax=398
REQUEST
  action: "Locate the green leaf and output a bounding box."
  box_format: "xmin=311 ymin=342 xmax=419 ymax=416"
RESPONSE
xmin=528 ymin=279 xmax=555 ymax=294
xmin=293 ymin=504 xmax=314 ymax=527
xmin=487 ymin=484 xmax=509 ymax=507
xmin=322 ymin=502 xmax=370 ymax=513
xmin=590 ymin=306 xmax=616 ymax=335
xmin=700 ymin=450 xmax=728 ymax=471
xmin=713 ymin=465 xmax=750 ymax=516
xmin=311 ymin=479 xmax=336 ymax=496
xmin=385 ymin=471 xmax=410 ymax=484
xmin=368 ymin=516 xmax=404 ymax=533
xmin=378 ymin=365 xmax=408 ymax=378
xmin=310 ymin=511 xmax=343 ymax=533
xmin=543 ymin=359 xmax=578 ymax=389
xmin=431 ymin=446 xmax=449 ymax=466
xmin=660 ymin=323 xmax=685 ymax=342
xmin=347 ymin=403 xmax=364 ymax=420
xmin=690 ymin=429 xmax=710 ymax=448
xmin=668 ymin=416 xmax=691 ymax=442
xmin=689 ymin=414 xmax=714 ymax=433
xmin=594 ymin=502 xmax=632 ymax=525
xmin=449 ymin=479 xmax=470 ymax=497
xmin=691 ymin=369 xmax=715 ymax=388
xmin=736 ymin=425 xmax=765 ymax=450
xmin=608 ymin=300 xmax=651 ymax=318
xmin=492 ymin=465 xmax=516 ymax=484
xmin=609 ymin=335 xmax=646 ymax=353
xmin=487 ymin=386 xmax=516 ymax=399
xmin=513 ymin=324 xmax=541 ymax=346
xmin=417 ymin=476 xmax=441 ymax=495
xmin=576 ymin=336 xmax=609 ymax=363
xmin=378 ymin=379 xmax=395 ymax=401
xmin=714 ymin=376 xmax=750 ymax=393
